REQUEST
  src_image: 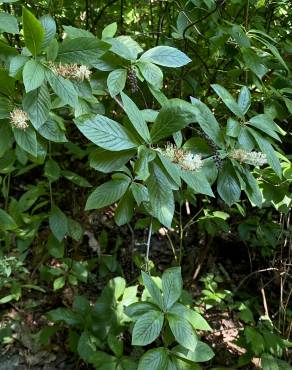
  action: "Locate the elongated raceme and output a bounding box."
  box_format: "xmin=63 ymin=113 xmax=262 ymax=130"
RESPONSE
xmin=49 ymin=62 xmax=92 ymax=81
xmin=230 ymin=149 xmax=267 ymax=166
xmin=157 ymin=143 xmax=203 ymax=171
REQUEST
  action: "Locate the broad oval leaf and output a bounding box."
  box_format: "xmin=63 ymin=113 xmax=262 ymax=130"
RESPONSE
xmin=132 ymin=310 xmax=164 ymax=346
xmin=23 ymin=60 xmax=45 ymax=92
xmin=167 ymin=313 xmax=198 ymax=351
xmin=85 ymin=177 xmax=130 ymax=211
xmin=140 ymin=46 xmax=191 ymax=67
xmin=0 ymin=209 xmax=17 ymax=230
xmin=107 ymin=68 xmax=127 ymax=97
xmin=151 ymin=99 xmax=196 ymax=143
xmin=162 ymin=267 xmax=182 ymax=310
xmin=138 ymin=348 xmax=168 ymax=370
xmin=0 ymin=12 xmax=19 ymax=34
xmin=217 ymin=161 xmax=241 ymax=206
xmin=146 ymin=163 xmax=175 ymax=228
xmin=74 ymin=114 xmax=138 ymax=151
xmin=57 ymin=37 xmax=110 ymax=65
xmin=141 ymin=271 xmax=163 ymax=309
xmin=23 ymin=84 xmax=51 ymax=129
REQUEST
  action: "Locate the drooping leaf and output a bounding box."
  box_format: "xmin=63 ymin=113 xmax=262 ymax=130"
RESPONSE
xmin=40 ymin=15 xmax=56 ymax=48
xmin=89 ymin=148 xmax=134 ymax=173
xmin=46 ymin=70 xmax=78 ymax=108
xmin=217 ymin=161 xmax=241 ymax=206
xmin=146 ymin=163 xmax=175 ymax=228
xmin=0 ymin=209 xmax=17 ymax=230
xmin=138 ymin=348 xmax=168 ymax=370
xmin=13 ymin=126 xmax=38 ymax=157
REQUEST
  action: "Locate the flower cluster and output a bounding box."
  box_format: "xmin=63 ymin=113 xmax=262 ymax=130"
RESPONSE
xmin=230 ymin=149 xmax=267 ymax=166
xmin=158 ymin=143 xmax=203 ymax=172
xmin=10 ymin=108 xmax=29 ymax=130
xmin=49 ymin=63 xmax=91 ymax=81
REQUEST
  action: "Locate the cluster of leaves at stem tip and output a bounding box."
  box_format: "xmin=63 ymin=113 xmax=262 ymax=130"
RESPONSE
xmin=0 ymin=5 xmax=288 ymax=234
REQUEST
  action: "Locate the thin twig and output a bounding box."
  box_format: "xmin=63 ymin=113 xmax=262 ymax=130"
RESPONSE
xmin=145 ymin=219 xmax=153 ymax=272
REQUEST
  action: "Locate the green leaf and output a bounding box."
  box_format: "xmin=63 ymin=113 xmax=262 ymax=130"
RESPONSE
xmin=150 ymin=99 xmax=196 ymax=143
xmin=167 ymin=313 xmax=198 ymax=351
xmin=125 ymin=302 xmax=159 ymax=320
xmin=248 ymin=128 xmax=282 ymax=177
xmin=39 ymin=15 xmax=56 ymax=48
xmin=181 ymin=170 xmax=214 ymax=197
xmin=46 ymin=70 xmax=78 ymax=108
xmin=74 ymin=114 xmax=138 ymax=151
xmin=23 ymin=84 xmax=51 ymax=129
xmin=141 ymin=271 xmax=163 ymax=309
xmin=108 ymin=333 xmax=123 ymax=358
xmin=211 ymin=84 xmax=244 ymax=119
xmin=0 ymin=12 xmax=19 ymax=34
xmin=53 ymin=276 xmax=65 ymax=291
xmin=102 ymin=22 xmax=117 ymax=39
xmin=109 ymin=36 xmax=143 ymax=60
xmin=226 ymin=118 xmax=241 ymax=138
xmin=173 ymin=342 xmax=215 ymax=362
xmin=135 ymin=146 xmax=156 ymax=181
xmin=137 ymin=61 xmax=163 ymax=89
xmin=146 ymin=163 xmax=175 ymax=228
xmin=49 ymin=206 xmax=68 ymax=241
xmin=78 ymin=331 xmax=97 ymax=363
xmin=132 ymin=310 xmax=164 ymax=346
xmin=238 ymin=86 xmax=251 ymax=114
xmin=169 ymin=303 xmax=212 ymax=331
xmin=120 ymin=92 xmax=150 ymax=143
xmin=0 ymin=209 xmax=17 ymax=230
xmin=229 ymin=24 xmax=250 ymax=48
xmin=235 ymin=166 xmax=262 ymax=207
xmin=138 ymin=348 xmax=168 ymax=370
xmin=23 ymin=60 xmax=45 ymax=92
xmin=107 ymin=69 xmax=127 ymax=97
xmin=85 ymin=177 xmax=130 ymax=210
xmin=48 ymin=308 xmax=80 ymax=326
xmin=242 ymin=48 xmax=268 ymax=79
xmin=38 ymin=117 xmax=68 ymax=143
xmin=44 ymin=159 xmax=61 ymax=182
xmin=62 ymin=170 xmax=92 ymax=188
xmin=114 ymin=190 xmax=134 ymax=226
xmin=245 ymin=327 xmax=265 ymax=355
xmin=0 ymin=96 xmax=12 ymax=119
xmin=158 ymin=154 xmax=181 ymax=187
xmin=190 ymin=97 xmax=224 ymax=147
xmin=131 ymin=183 xmax=149 ymax=205
xmin=57 ymin=37 xmax=110 ymax=65
xmin=138 ymin=348 xmax=170 ymax=370
xmin=140 ymin=46 xmax=191 ymax=67
xmin=9 ymin=55 xmax=29 ymax=79
xmin=62 ymin=25 xmax=94 ymax=39
xmin=89 ymin=148 xmax=134 ymax=173
xmin=162 ymin=267 xmax=182 ymax=310
xmin=22 ymin=7 xmax=44 ymax=56
xmin=248 ymin=114 xmax=282 ymax=142
xmin=13 ymin=126 xmax=37 ymax=157
xmin=217 ymin=161 xmax=241 ymax=206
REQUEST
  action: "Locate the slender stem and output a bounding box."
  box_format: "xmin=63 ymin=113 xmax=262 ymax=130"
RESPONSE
xmin=166 ymin=233 xmax=178 ymax=264
xmin=179 ymin=204 xmax=183 ymax=265
xmin=4 ymin=174 xmax=11 ymax=211
xmin=145 ymin=219 xmax=153 ymax=272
